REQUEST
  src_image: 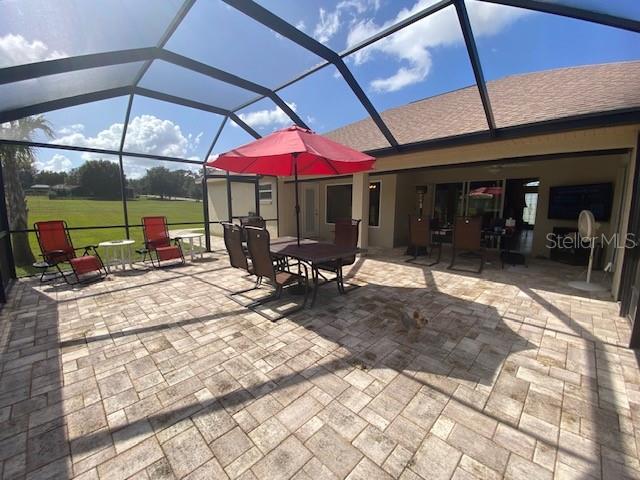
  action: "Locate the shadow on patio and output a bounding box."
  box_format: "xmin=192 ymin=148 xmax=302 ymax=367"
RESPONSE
xmin=0 ymin=250 xmax=637 ymax=478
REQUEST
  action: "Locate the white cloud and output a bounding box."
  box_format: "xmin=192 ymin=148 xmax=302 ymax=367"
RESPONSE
xmin=53 ymin=115 xmax=202 ymax=160
xmin=312 ymin=0 xmax=380 ymax=44
xmin=346 ymin=1 xmax=528 ymax=92
xmin=56 ymin=124 xmax=85 ymax=137
xmin=0 ymin=33 xmax=66 ymax=67
xmin=233 ymin=102 xmax=297 ymax=130
xmin=34 ymin=154 xmax=73 ymax=173
xmin=295 ymin=20 xmax=307 ymax=31
xmin=314 ymin=8 xmax=342 ymax=43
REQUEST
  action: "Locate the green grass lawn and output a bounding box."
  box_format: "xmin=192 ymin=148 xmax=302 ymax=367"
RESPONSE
xmin=16 ymin=196 xmax=205 ymax=276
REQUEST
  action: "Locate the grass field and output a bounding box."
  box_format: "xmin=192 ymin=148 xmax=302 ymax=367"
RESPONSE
xmin=16 ymin=196 xmax=205 ymax=276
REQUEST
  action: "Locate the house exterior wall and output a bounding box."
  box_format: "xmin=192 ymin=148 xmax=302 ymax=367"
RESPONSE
xmin=276 ymin=124 xmax=640 ymax=298
xmin=278 ymin=174 xmax=397 ymax=248
xmin=207 ymin=176 xmax=278 ymax=237
xmin=393 ymin=153 xmax=629 ymax=257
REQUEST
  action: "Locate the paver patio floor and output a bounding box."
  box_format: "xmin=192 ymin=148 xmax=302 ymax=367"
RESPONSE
xmin=1 ymin=244 xmax=639 ymax=479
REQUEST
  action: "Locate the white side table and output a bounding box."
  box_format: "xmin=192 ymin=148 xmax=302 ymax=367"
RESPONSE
xmin=98 ymin=239 xmax=135 ymax=272
xmin=171 ymin=232 xmax=205 ymax=261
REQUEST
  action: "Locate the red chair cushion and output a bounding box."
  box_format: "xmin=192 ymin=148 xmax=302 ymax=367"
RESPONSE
xmin=157 ymin=245 xmax=182 ymax=261
xmin=70 ymin=256 xmax=102 ymax=275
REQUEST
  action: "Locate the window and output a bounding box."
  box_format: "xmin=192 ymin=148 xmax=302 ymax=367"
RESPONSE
xmin=325 ymin=182 xmax=381 ymax=226
xmin=369 ymin=182 xmax=381 ymax=227
xmin=259 ymin=183 xmax=273 ymax=203
xmin=326 ymin=184 xmax=352 ymax=224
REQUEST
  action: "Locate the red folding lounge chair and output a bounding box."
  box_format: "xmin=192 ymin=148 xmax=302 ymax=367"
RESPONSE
xmin=34 ymin=220 xmax=107 ymax=284
xmin=141 ymin=216 xmax=185 ymax=268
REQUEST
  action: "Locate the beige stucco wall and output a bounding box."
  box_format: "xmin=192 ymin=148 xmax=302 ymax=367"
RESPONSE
xmin=207 ymin=176 xmax=278 ymax=237
xmin=276 ymin=125 xmax=639 ymax=298
xmin=277 ymin=174 xmax=397 ymax=248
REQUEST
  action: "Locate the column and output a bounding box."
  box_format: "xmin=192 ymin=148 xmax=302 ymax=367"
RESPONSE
xmin=351 ymin=172 xmax=369 ymax=251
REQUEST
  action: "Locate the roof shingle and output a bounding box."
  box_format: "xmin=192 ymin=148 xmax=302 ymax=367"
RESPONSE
xmin=324 ymin=61 xmax=640 ymax=152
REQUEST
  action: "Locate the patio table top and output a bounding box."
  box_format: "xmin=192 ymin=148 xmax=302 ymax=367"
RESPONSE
xmin=270 ymin=236 xmax=361 ymax=264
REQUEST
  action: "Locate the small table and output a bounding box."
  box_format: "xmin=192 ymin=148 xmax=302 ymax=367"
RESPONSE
xmin=171 ymin=232 xmax=205 ymax=261
xmin=270 ymin=237 xmax=361 ymax=307
xmin=98 ymin=239 xmax=135 ymax=272
xmin=32 ymin=261 xmax=58 ymax=283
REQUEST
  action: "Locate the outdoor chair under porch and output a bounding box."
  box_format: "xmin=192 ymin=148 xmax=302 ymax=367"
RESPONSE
xmin=316 ymin=218 xmax=360 ymax=293
xmin=406 ymin=214 xmax=441 ymax=266
xmin=244 ymin=226 xmax=309 ymax=320
xmin=448 ymin=216 xmax=486 ymax=273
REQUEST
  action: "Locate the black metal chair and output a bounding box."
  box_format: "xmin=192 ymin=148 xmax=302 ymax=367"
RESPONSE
xmin=240 ymin=215 xmax=266 ymax=229
xmin=245 ymin=226 xmax=309 ymax=320
xmin=222 ymin=222 xmax=263 ymax=298
xmin=316 ymin=218 xmax=360 ymax=293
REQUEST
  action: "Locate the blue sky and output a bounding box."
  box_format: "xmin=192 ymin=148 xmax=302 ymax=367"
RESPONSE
xmin=0 ymin=0 xmax=638 ymax=177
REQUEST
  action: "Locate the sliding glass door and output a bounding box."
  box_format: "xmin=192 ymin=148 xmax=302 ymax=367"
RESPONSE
xmin=433 ymin=180 xmax=505 ymax=228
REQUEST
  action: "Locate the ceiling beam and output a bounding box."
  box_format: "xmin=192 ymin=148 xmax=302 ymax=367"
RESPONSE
xmin=157 ymin=50 xmax=307 ymax=128
xmin=0 ymin=48 xmax=157 ymax=86
xmin=0 ymin=138 xmax=204 ymax=164
xmin=0 ymin=46 xmax=307 ymax=129
xmin=221 ymin=0 xmax=399 ymax=149
xmin=341 ymin=0 xmax=452 ymax=58
xmin=203 ymin=116 xmax=229 ymax=163
xmin=133 ymin=87 xmax=229 ymax=115
xmin=0 ymin=86 xmax=133 ymax=123
xmin=479 ymin=0 xmax=640 ymax=33
xmin=132 ymin=0 xmax=197 ymax=86
xmin=134 ymin=87 xmax=261 ymax=139
xmin=454 ymin=0 xmax=496 ymax=132
xmin=228 ymin=113 xmax=260 ymax=139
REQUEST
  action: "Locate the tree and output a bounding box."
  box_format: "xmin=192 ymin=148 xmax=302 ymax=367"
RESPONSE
xmin=146 ymin=166 xmax=175 ymax=199
xmin=74 ymin=159 xmax=121 ymax=199
xmin=0 ymin=116 xmax=53 ymax=266
xmin=33 ymin=170 xmax=67 ymax=186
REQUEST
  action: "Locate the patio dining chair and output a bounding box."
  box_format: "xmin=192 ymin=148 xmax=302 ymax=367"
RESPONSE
xmin=222 ymin=222 xmax=263 ymax=296
xmin=140 ymin=216 xmax=185 ymax=268
xmin=34 ymin=220 xmax=107 ymax=284
xmin=239 ymin=215 xmax=266 ymax=229
xmin=245 ymin=226 xmax=309 ymax=320
xmin=406 ymin=215 xmax=441 ymax=266
xmin=317 ymin=218 xmax=360 ymax=293
xmin=448 ymin=216 xmax=485 ymax=273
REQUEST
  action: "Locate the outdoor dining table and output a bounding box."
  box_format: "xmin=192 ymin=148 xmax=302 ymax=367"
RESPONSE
xmin=269 ymin=236 xmax=361 ymax=307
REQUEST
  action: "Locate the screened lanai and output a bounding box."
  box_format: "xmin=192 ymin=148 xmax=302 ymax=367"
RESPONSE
xmin=0 ymin=0 xmax=639 ymax=285
xmin=3 ymin=2 xmax=640 ymax=479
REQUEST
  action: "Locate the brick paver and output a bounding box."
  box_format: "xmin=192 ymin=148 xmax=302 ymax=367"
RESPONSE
xmin=0 ymin=241 xmax=637 ymax=479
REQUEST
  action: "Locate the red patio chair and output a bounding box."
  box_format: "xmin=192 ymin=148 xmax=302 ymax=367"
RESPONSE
xmin=34 ymin=220 xmax=107 ymax=284
xmin=141 ymin=216 xmax=185 ymax=268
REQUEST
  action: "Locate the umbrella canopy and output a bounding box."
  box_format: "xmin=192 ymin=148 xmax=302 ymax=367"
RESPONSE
xmin=207 ymin=125 xmax=375 ymax=176
xmin=207 ymin=126 xmax=375 ymax=246
xmin=469 ymin=186 xmax=503 ymax=198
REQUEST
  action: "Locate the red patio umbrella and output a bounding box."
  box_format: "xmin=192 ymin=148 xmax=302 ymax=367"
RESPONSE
xmin=207 ymin=125 xmax=375 ymax=246
xmin=469 ymin=186 xmax=503 ymax=198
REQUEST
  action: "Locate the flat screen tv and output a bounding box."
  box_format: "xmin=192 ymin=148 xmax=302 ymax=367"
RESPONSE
xmin=548 ymin=182 xmax=613 ymax=221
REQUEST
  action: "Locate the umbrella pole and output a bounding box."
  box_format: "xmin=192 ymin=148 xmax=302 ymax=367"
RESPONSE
xmin=294 ymin=159 xmax=301 ymax=247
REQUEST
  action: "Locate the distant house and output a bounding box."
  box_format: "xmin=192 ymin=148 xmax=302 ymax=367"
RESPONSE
xmin=50 ymin=184 xmax=78 ymax=198
xmin=27 ymin=184 xmax=50 ymax=196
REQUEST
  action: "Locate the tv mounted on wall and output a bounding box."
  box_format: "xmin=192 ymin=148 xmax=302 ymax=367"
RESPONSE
xmin=547 ymin=182 xmax=613 ymax=221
